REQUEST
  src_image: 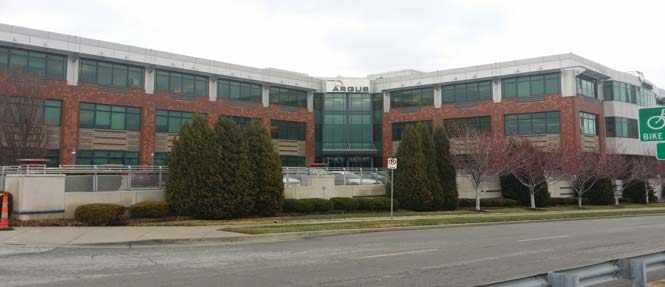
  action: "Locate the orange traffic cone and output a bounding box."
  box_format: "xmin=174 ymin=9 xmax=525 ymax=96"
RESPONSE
xmin=0 ymin=193 xmax=12 ymax=231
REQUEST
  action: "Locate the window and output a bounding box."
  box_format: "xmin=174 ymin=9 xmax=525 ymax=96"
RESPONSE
xmin=603 ymin=81 xmax=656 ymax=107
xmin=502 ymin=73 xmax=560 ymax=98
xmin=218 ymin=79 xmax=262 ymax=102
xmin=576 ymin=77 xmax=597 ymax=98
xmin=442 ymin=81 xmax=492 ymax=103
xmin=47 ymin=149 xmax=60 ymax=167
xmin=0 ymin=46 xmax=65 ymax=79
xmin=269 ymin=87 xmax=308 ymax=108
xmin=155 ymin=110 xmax=195 ymax=133
xmin=79 ymin=59 xmax=144 ymax=89
xmin=153 ymin=152 xmax=170 ymax=166
xmin=280 ymin=155 xmax=306 ymax=167
xmin=271 ymin=120 xmax=306 ymax=141
xmin=44 ymin=99 xmax=62 ymax=126
xmin=229 ymin=116 xmax=254 ymax=126
xmin=390 ymin=87 xmax=434 ymax=108
xmin=580 ymin=112 xmax=598 ymax=135
xmin=605 ymin=117 xmax=638 ymax=138
xmin=155 ymin=70 xmax=208 ymax=97
xmin=392 ymin=120 xmax=432 ymax=141
xmin=444 ymin=116 xmax=491 ymax=137
xmin=79 ymin=103 xmax=141 ymax=131
xmin=77 ymin=150 xmax=139 ymax=166
xmin=504 ymin=112 xmax=560 ymax=135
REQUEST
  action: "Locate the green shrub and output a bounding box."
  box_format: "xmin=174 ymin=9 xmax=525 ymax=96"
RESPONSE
xmin=479 ymin=198 xmax=517 ymax=208
xmin=459 ymin=198 xmax=475 ymax=208
xmin=434 ymin=126 xmax=458 ymax=210
xmin=392 ymin=124 xmax=434 ymax=211
xmin=500 ymin=174 xmax=550 ymax=207
xmin=281 ymin=199 xmax=316 ymax=213
xmin=331 ymin=197 xmax=359 ymax=211
xmin=74 ymin=203 xmax=125 ymax=226
xmin=300 ymin=198 xmax=333 ymax=212
xmin=356 ymin=198 xmax=371 ymax=211
xmin=282 ymin=199 xmax=299 ymax=213
xmin=584 ymin=178 xmax=615 ymax=205
xmin=245 ymin=120 xmax=284 ymax=217
xmin=547 ymin=197 xmax=588 ymax=206
xmin=129 ymin=201 xmax=170 ymax=218
xmin=367 ymin=198 xmax=387 ymax=211
xmin=0 ymin=192 xmax=12 ymax=218
xmin=623 ymin=181 xmax=657 ymax=204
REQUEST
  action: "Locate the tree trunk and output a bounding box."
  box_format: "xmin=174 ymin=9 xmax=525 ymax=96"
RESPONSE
xmin=475 ymin=186 xmax=481 ymax=211
xmin=645 ymin=184 xmax=650 ymax=205
xmin=578 ymin=193 xmax=583 ymax=208
xmin=529 ymin=187 xmax=536 ymax=209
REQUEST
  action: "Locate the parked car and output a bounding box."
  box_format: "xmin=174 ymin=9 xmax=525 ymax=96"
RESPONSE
xmin=364 ymin=172 xmax=386 ymax=184
xmin=328 ymin=171 xmax=381 ymax=185
xmin=283 ymin=175 xmax=301 ymax=186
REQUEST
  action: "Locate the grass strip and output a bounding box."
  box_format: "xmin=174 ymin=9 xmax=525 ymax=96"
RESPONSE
xmin=222 ymin=209 xmax=665 ymax=234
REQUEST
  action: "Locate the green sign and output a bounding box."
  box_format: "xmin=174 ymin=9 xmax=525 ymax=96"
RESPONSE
xmin=639 ymin=107 xmax=665 ymax=142
xmin=658 ymin=143 xmax=665 ymax=160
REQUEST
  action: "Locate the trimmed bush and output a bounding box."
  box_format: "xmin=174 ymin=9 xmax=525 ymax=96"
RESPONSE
xmin=547 ymin=197 xmax=588 ymax=206
xmin=129 ymin=201 xmax=170 ymax=218
xmin=282 ymin=199 xmax=315 ymax=213
xmin=300 ymin=198 xmax=333 ymax=212
xmin=245 ymin=120 xmax=284 ymax=217
xmin=74 ymin=203 xmax=125 ymax=226
xmin=433 ymin=126 xmax=458 ymax=210
xmin=392 ymin=124 xmax=433 ymax=211
xmin=500 ymin=174 xmax=550 ymax=207
xmin=331 ymin=197 xmax=359 ymax=211
xmin=584 ymin=178 xmax=615 ymax=205
xmin=479 ymin=198 xmax=517 ymax=208
xmin=623 ymin=181 xmax=657 ymax=204
xmin=0 ymin=192 xmax=12 ymax=218
xmin=356 ymin=198 xmax=371 ymax=211
xmin=459 ymin=198 xmax=475 ymax=208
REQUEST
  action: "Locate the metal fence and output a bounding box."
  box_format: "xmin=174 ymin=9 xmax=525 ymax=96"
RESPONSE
xmin=479 ymin=250 xmax=665 ymax=287
xmin=282 ymin=167 xmax=388 ymax=187
xmin=0 ymin=165 xmax=167 ymax=192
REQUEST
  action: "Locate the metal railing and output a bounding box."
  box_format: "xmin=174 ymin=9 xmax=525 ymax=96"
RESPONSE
xmin=282 ymin=167 xmax=387 ymax=187
xmin=479 ymin=250 xmax=665 ymax=287
xmin=0 ymin=165 xmax=168 ymax=192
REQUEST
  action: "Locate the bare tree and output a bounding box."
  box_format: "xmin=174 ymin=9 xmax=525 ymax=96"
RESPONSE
xmin=561 ymin=151 xmax=605 ymax=208
xmin=630 ymin=156 xmax=658 ymax=205
xmin=504 ymin=138 xmax=563 ymax=209
xmin=451 ymin=127 xmax=509 ymax=211
xmin=0 ymin=71 xmax=49 ymax=165
xmin=604 ymin=153 xmax=639 ymax=206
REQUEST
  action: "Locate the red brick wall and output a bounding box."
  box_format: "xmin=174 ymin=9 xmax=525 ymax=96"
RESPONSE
xmin=381 ymin=94 xmax=604 ymax=165
xmin=0 ymin=74 xmax=314 ymax=166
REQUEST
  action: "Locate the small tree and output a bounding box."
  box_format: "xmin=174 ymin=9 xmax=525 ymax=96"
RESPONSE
xmin=433 ymin=126 xmax=458 ymax=210
xmin=604 ymin=153 xmax=639 ymax=206
xmin=452 ymin=128 xmax=508 ymax=211
xmin=562 ymin=151 xmax=605 ymax=208
xmin=504 ymin=138 xmax=562 ymax=209
xmin=244 ymin=120 xmax=284 ymax=216
xmin=630 ymin=156 xmax=658 ymax=205
xmin=417 ymin=124 xmax=443 ymax=210
xmin=0 ymin=72 xmax=49 ymax=165
xmin=393 ymin=124 xmax=433 ymax=211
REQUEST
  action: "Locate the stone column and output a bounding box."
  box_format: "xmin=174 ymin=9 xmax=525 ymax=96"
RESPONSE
xmin=66 ymin=54 xmax=79 ymax=86
xmin=307 ymin=90 xmax=314 ymax=112
xmin=383 ymin=91 xmax=390 ymax=113
xmin=492 ymin=79 xmax=502 ymax=103
xmin=262 ymin=85 xmax=270 ymax=107
xmin=144 ymin=67 xmax=155 ymax=94
xmin=433 ymin=86 xmax=442 ymax=108
xmin=208 ymin=78 xmax=217 ymax=101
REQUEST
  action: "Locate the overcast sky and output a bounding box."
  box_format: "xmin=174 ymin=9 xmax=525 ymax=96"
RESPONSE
xmin=0 ymin=0 xmax=663 ymax=86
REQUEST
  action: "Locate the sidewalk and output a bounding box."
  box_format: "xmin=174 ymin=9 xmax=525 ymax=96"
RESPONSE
xmin=0 ymin=226 xmax=246 ymax=245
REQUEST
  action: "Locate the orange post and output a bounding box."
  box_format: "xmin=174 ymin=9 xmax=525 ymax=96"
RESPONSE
xmin=0 ymin=193 xmax=12 ymax=231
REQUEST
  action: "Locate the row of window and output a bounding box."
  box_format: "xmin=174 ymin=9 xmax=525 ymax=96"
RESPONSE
xmin=0 ymin=46 xmax=66 ymax=79
xmin=77 ymin=150 xmax=140 ymax=166
xmin=155 ymin=110 xmax=195 ymax=133
xmin=603 ymin=81 xmax=657 ymax=107
xmin=502 ymin=73 xmax=560 ymax=98
xmin=390 ymin=87 xmax=434 ymax=109
xmin=155 ymin=70 xmax=209 ymax=98
xmin=80 ymin=59 xmax=144 ymax=89
xmin=576 ymin=77 xmax=597 ymax=98
xmin=79 ymin=103 xmax=141 ymax=131
xmin=269 ymin=87 xmax=308 ymax=108
xmin=218 ymin=79 xmax=262 ymax=102
xmin=442 ymin=81 xmax=492 ymax=103
xmin=271 ymin=120 xmax=306 ymax=141
xmin=606 ymin=117 xmax=638 ymax=138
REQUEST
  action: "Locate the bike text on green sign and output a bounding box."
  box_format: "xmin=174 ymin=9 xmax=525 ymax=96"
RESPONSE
xmin=638 ymin=107 xmax=665 ymax=142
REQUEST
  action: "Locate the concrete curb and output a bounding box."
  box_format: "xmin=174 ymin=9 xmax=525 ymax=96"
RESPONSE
xmin=75 ymin=212 xmax=665 ymax=247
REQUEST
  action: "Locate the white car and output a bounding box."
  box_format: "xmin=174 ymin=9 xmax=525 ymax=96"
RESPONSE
xmin=283 ymin=175 xmax=301 ymax=186
xmin=328 ymin=171 xmax=381 ymax=185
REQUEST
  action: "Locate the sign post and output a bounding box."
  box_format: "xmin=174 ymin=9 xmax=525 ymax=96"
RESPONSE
xmin=387 ymin=158 xmax=397 ymax=220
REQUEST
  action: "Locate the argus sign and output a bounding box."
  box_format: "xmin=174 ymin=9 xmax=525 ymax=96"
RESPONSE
xmin=325 ymin=78 xmax=370 ymax=93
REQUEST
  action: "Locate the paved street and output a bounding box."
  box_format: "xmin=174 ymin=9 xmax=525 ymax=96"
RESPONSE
xmin=2 ymin=215 xmax=665 ymax=287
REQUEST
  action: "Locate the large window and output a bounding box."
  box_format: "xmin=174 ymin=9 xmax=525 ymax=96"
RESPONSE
xmin=606 ymin=117 xmax=638 ymax=138
xmin=580 ymin=112 xmax=598 ymax=135
xmin=576 ymin=76 xmax=597 ymax=99
xmin=280 ymin=155 xmax=306 ymax=167
xmin=392 ymin=120 xmax=432 ymax=141
xmin=502 ymin=73 xmax=560 ymax=98
xmin=603 ymin=81 xmax=656 ymax=107
xmin=156 ymin=110 xmax=194 ymax=133
xmin=153 ymin=152 xmax=170 ymax=166
xmin=443 ymin=81 xmax=492 ymax=103
xmin=229 ymin=116 xmax=254 ymax=126
xmin=155 ymin=70 xmax=208 ymax=97
xmin=0 ymin=46 xmax=66 ymax=79
xmin=79 ymin=59 xmax=144 ymax=89
xmin=44 ymin=99 xmax=62 ymax=126
xmin=47 ymin=149 xmax=60 ymax=167
xmin=444 ymin=116 xmax=491 ymax=136
xmin=77 ymin=150 xmax=139 ymax=166
xmin=79 ymin=103 xmax=141 ymax=131
xmin=218 ymin=79 xmax=262 ymax=102
xmin=390 ymin=87 xmax=434 ymax=108
xmin=504 ymin=112 xmax=560 ymax=135
xmin=269 ymin=87 xmax=307 ymax=108
xmin=271 ymin=120 xmax=306 ymax=141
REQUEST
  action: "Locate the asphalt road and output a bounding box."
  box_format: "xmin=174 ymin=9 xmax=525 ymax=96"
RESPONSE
xmin=3 ymin=215 xmax=665 ymax=287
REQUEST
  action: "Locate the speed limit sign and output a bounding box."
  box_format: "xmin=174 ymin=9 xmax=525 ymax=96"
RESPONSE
xmin=388 ymin=158 xmax=397 ymax=169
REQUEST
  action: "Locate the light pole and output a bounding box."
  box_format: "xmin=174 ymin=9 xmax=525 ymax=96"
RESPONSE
xmin=71 ymin=150 xmax=77 ymax=165
xmin=150 ymin=153 xmax=155 ymax=166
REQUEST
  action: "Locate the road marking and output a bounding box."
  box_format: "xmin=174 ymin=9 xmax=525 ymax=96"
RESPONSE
xmin=517 ymin=235 xmax=569 ymax=242
xmin=354 ymin=249 xmax=439 ymax=260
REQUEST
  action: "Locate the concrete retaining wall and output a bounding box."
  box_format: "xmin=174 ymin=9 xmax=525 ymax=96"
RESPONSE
xmin=64 ymin=190 xmax=165 ymax=218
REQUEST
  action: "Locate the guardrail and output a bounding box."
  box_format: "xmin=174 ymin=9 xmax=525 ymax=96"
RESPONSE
xmin=282 ymin=167 xmax=387 ymax=187
xmin=479 ymin=251 xmax=665 ymax=287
